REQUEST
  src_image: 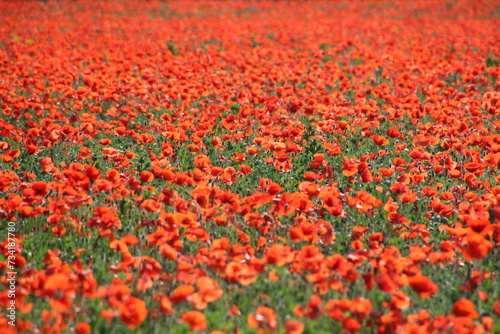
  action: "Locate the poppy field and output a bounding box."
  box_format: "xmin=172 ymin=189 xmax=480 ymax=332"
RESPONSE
xmin=1 ymin=1 xmax=500 ymax=333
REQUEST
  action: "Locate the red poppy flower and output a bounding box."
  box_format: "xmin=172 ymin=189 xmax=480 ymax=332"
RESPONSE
xmin=181 ymin=311 xmax=207 ymax=332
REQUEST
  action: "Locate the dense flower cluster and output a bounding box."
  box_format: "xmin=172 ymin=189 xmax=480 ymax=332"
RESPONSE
xmin=0 ymin=1 xmax=499 ymax=333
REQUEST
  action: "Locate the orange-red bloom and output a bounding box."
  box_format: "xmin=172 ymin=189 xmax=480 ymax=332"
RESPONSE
xmin=118 ymin=297 xmax=148 ymax=328
xmin=181 ymin=311 xmax=207 ymax=331
xmin=452 ymin=298 xmax=479 ymax=319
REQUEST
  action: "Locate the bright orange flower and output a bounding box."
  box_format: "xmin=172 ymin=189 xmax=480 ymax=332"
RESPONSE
xmin=138 ymin=133 xmax=155 ymax=144
xmin=320 ymin=192 xmax=343 ymax=216
xmin=18 ymin=205 xmax=34 ymax=217
xmin=118 ymin=297 xmax=148 ymax=328
xmin=31 ymin=181 xmax=49 ymax=196
xmin=379 ymin=167 xmax=394 ymax=177
xmin=421 ymin=187 xmax=438 ymax=197
xmin=372 ymin=135 xmax=389 ymax=146
xmin=211 ymin=137 xmax=222 ymax=147
xmin=225 ymin=261 xmax=258 ymax=286
xmin=191 ymin=276 xmax=224 ymax=309
xmin=159 ymin=296 xmax=174 ymax=315
xmin=449 ymin=169 xmax=462 ymax=178
xmin=342 ymin=317 xmax=361 ymax=333
xmin=171 ymin=285 xmax=195 ymax=304
xmin=290 ymin=221 xmax=319 ymax=243
xmin=140 ymin=199 xmax=162 ymax=212
xmin=75 ymin=322 xmax=92 ymax=334
xmin=171 ymin=212 xmax=198 ymax=228
xmin=159 ymin=243 xmax=178 ymax=260
xmin=105 ymin=169 xmax=121 ymax=182
xmin=181 ymin=310 xmax=207 ymax=331
xmin=461 ymin=232 xmax=493 ymax=261
xmin=478 ymin=290 xmax=489 ymax=302
xmin=246 ymin=146 xmax=260 ymax=155
xmin=452 ymin=298 xmax=479 ymax=318
xmin=387 ymin=127 xmax=403 ymax=139
xmin=377 ymin=273 xmax=398 ymax=294
xmin=388 ymin=291 xmax=411 ymax=310
xmin=239 ymin=163 xmax=253 ymax=174
xmin=493 ymin=300 xmax=500 ymax=316
xmin=295 ymin=294 xmax=322 ymax=319
xmin=44 ymin=273 xmax=71 ymax=296
xmin=270 ymin=192 xmax=298 ymax=216
xmin=140 ymin=171 xmax=154 ymax=183
xmin=284 ymin=319 xmax=304 ymax=334
xmin=248 ymin=306 xmax=278 ymax=331
xmin=342 ymin=156 xmax=359 ymax=177
xmin=265 ymin=243 xmax=294 ymax=266
xmin=407 ymin=275 xmax=439 ymax=298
